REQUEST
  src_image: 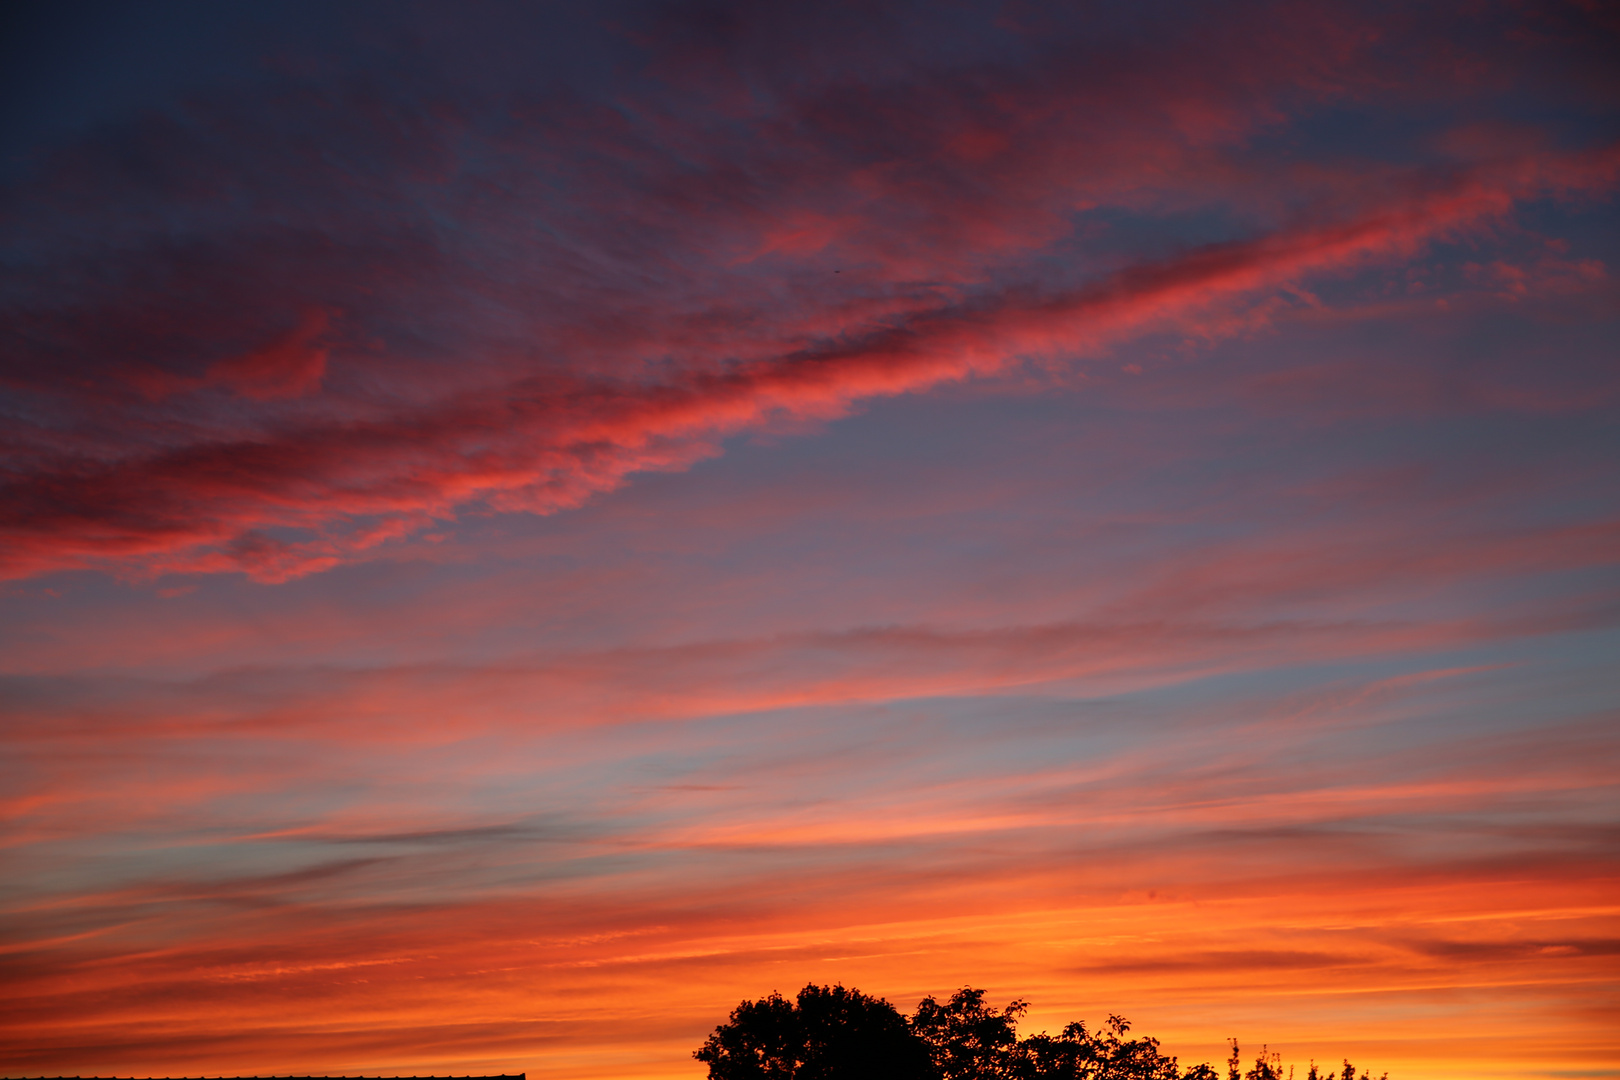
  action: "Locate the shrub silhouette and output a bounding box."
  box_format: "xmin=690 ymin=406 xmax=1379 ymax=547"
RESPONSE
xmin=695 ymin=984 xmax=1388 ymax=1080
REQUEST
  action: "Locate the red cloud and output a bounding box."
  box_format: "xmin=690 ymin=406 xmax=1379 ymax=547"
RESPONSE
xmin=3 ymin=0 xmax=1616 ymax=587
xmin=203 ymin=307 xmax=332 ymax=401
xmin=3 ymin=144 xmax=1613 ymax=584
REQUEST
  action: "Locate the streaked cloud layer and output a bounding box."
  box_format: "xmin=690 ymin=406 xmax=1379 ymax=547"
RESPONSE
xmin=2 ymin=2 xmax=1617 ymax=1078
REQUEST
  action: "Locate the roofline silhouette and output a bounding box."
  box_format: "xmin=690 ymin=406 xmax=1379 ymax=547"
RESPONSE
xmin=7 ymin=1075 xmax=526 ymax=1079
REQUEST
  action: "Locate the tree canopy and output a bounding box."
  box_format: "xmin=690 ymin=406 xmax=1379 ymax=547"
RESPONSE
xmin=695 ymin=985 xmax=1388 ymax=1080
xmin=694 ymin=983 xmax=935 ymax=1080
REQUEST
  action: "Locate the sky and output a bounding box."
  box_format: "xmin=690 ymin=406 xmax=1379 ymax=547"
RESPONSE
xmin=1 ymin=1 xmax=1617 ymax=1078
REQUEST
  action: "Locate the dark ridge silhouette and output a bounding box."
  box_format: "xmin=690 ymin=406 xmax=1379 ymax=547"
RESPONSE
xmin=696 ymin=985 xmax=1389 ymax=1080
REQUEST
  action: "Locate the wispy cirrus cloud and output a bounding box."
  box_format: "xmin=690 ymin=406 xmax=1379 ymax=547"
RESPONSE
xmin=4 ymin=689 xmax=1615 ymax=1078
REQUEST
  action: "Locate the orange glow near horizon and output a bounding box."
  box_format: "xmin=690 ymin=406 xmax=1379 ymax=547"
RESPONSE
xmin=8 ymin=852 xmax=1616 ymax=1078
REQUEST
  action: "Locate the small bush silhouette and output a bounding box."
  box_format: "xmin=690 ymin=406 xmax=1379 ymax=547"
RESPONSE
xmin=695 ymin=984 xmax=1388 ymax=1080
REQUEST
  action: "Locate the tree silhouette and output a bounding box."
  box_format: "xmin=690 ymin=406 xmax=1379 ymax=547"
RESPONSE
xmin=694 ymin=984 xmax=1387 ymax=1080
xmin=1006 ymin=1014 xmax=1182 ymax=1079
xmin=912 ymin=987 xmax=1025 ymax=1079
xmin=694 ymin=983 xmax=935 ymax=1080
xmin=1243 ymin=1046 xmax=1282 ymax=1080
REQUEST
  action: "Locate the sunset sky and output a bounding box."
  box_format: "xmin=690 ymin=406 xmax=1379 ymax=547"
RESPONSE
xmin=2 ymin=2 xmax=1617 ymax=1078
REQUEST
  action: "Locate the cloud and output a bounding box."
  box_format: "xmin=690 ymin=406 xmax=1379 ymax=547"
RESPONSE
xmin=202 ymin=307 xmax=333 ymax=402
xmin=6 ymin=145 xmax=1614 ymax=583
xmin=6 ymin=593 xmax=1613 ymax=757
xmin=3 ymin=0 xmax=1614 ymax=584
xmin=5 ymin=645 xmax=1617 ymax=1076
